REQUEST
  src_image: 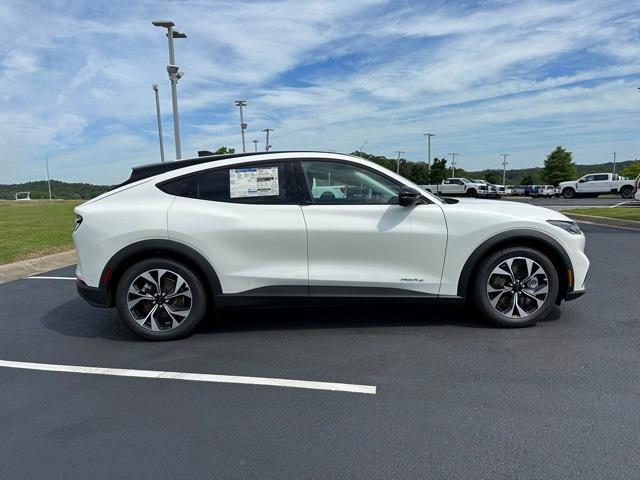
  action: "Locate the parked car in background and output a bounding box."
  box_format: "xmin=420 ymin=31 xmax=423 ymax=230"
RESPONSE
xmin=513 ymin=185 xmax=527 ymax=196
xmin=423 ymin=178 xmax=487 ymax=197
xmin=530 ymin=185 xmax=556 ymax=198
xmin=504 ymin=185 xmax=515 ymax=195
xmin=558 ymin=173 xmax=635 ymax=199
xmin=635 ymin=174 xmax=640 ymax=201
xmin=472 ymin=180 xmax=501 ymax=198
xmin=73 ymin=151 xmax=589 ymax=340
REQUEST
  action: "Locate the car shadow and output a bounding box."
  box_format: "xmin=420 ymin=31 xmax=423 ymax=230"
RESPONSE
xmin=41 ymin=297 xmax=562 ymax=341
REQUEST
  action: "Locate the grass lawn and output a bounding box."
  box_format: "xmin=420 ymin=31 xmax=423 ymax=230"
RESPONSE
xmin=0 ymin=200 xmax=81 ymax=264
xmin=563 ymin=207 xmax=640 ymax=222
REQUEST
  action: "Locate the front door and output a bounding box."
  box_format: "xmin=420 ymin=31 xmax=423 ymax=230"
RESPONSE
xmin=297 ymin=159 xmax=448 ymax=297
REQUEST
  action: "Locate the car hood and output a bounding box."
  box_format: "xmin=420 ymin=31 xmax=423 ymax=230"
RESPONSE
xmin=441 ymin=198 xmax=571 ymax=222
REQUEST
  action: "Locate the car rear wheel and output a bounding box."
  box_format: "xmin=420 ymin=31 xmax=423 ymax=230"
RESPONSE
xmin=116 ymin=258 xmax=207 ymax=340
xmin=467 ymin=188 xmax=477 ymax=197
xmin=620 ymin=186 xmax=633 ymax=199
xmin=472 ymin=247 xmax=559 ymax=327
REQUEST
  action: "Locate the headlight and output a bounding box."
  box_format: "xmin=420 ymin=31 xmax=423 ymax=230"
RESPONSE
xmin=547 ymin=220 xmax=581 ymax=235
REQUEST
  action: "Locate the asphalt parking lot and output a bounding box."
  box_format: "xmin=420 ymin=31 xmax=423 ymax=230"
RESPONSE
xmin=1 ymin=222 xmax=639 ymax=479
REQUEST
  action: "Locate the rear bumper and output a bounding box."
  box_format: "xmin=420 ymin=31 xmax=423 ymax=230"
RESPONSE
xmin=77 ymin=280 xmax=112 ymax=308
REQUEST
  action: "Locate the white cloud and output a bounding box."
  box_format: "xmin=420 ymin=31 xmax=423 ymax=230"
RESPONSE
xmin=1 ymin=0 xmax=639 ymax=184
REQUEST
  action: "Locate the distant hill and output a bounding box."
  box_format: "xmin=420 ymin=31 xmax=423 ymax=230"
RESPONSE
xmin=0 ymin=180 xmax=112 ymax=200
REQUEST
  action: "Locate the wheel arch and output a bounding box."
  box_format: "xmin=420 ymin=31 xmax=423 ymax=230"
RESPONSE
xmin=456 ymin=230 xmax=574 ymax=304
xmin=99 ymin=239 xmax=222 ymax=306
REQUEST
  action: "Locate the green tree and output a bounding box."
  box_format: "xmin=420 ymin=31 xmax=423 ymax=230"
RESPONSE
xmin=520 ymin=174 xmax=534 ymax=185
xmin=622 ymin=161 xmax=640 ymax=179
xmin=542 ymin=146 xmax=576 ymax=185
xmin=429 ymin=158 xmax=448 ymax=184
xmin=214 ymin=146 xmax=236 ymax=154
xmin=484 ymin=172 xmax=499 ymax=184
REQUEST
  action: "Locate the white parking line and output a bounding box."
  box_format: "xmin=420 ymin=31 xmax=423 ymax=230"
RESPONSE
xmin=0 ymin=359 xmax=377 ymax=395
xmin=27 ymin=276 xmax=76 ymax=280
xmin=610 ymin=201 xmax=633 ymax=208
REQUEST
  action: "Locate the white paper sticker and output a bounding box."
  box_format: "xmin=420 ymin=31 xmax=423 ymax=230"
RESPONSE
xmin=229 ymin=167 xmax=280 ymax=198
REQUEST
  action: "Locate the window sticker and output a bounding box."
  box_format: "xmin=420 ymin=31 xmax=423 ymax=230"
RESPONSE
xmin=229 ymin=166 xmax=279 ymax=198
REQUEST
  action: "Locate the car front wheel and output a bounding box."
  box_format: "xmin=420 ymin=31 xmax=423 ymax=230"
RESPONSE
xmin=472 ymin=247 xmax=559 ymax=327
xmin=115 ymin=258 xmax=207 ymax=340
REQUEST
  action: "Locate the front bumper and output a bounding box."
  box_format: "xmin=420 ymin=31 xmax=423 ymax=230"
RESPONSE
xmin=77 ymin=280 xmax=112 ymax=308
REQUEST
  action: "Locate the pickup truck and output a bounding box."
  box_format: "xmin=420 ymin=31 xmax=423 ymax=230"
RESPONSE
xmin=422 ymin=178 xmax=487 ymax=197
xmin=558 ymin=173 xmax=635 ymax=199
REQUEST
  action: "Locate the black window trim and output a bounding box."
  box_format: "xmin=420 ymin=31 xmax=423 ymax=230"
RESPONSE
xmin=292 ymin=157 xmax=433 ymax=206
xmin=156 ymin=158 xmax=300 ymax=205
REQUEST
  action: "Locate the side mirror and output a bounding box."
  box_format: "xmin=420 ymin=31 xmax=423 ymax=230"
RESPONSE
xmin=578 ymin=179 xmax=585 ymax=183
xmin=398 ymin=186 xmax=421 ymax=207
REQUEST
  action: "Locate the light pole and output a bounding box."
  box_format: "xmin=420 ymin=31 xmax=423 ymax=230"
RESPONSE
xmin=394 ymin=150 xmax=405 ymax=174
xmin=152 ymin=84 xmax=165 ymax=162
xmin=235 ymin=100 xmax=247 ymax=152
xmin=423 ymin=132 xmax=435 ymax=174
xmin=252 ymin=139 xmax=259 ymax=152
xmin=359 ymin=141 xmax=368 ymax=152
xmin=500 ymin=153 xmax=510 ymax=186
xmin=45 ymin=155 xmax=52 ymax=200
xmin=262 ymin=128 xmax=274 ymax=151
xmin=612 ymin=152 xmax=617 ymax=175
xmin=448 ymin=153 xmax=459 ymax=177
xmin=152 ymin=20 xmax=186 ymax=160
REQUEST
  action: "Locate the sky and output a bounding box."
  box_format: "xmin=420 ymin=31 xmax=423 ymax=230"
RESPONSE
xmin=1 ymin=0 xmax=639 ymax=185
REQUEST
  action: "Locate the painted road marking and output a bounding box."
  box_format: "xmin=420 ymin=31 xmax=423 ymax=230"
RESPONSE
xmin=0 ymin=360 xmax=377 ymax=395
xmin=27 ymin=276 xmax=76 ymax=280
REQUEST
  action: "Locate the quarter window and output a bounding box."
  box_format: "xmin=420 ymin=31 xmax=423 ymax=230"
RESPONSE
xmin=300 ymin=160 xmax=401 ymax=205
xmin=158 ymin=161 xmax=290 ymax=204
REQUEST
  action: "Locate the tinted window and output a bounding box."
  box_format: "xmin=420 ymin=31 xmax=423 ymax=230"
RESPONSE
xmin=594 ymin=174 xmax=609 ymax=181
xmin=159 ymin=161 xmax=289 ymax=204
xmin=583 ymin=175 xmax=595 ymax=182
xmin=300 ymin=160 xmax=401 ymax=205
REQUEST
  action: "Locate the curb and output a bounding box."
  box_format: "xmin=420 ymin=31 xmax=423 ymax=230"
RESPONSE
xmin=564 ymin=213 xmax=640 ymax=231
xmin=0 ymin=250 xmax=77 ymax=285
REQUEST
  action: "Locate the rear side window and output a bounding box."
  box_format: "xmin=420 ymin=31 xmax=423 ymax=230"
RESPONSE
xmin=594 ymin=174 xmax=609 ymax=181
xmin=158 ymin=161 xmax=291 ymax=204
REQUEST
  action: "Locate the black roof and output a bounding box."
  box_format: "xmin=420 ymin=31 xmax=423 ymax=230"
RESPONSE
xmin=115 ymin=151 xmax=325 ymax=189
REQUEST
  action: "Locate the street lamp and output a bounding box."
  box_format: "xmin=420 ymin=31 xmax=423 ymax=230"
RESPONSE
xmin=152 ymin=20 xmax=186 ymax=160
xmin=500 ymin=153 xmax=510 ymax=186
xmin=152 ymin=84 xmax=165 ymax=162
xmin=394 ymin=150 xmax=405 ymax=174
xmin=252 ymin=139 xmax=259 ymax=152
xmin=360 ymin=141 xmax=368 ymax=152
xmin=235 ymin=100 xmax=247 ymax=153
xmin=448 ymin=153 xmax=459 ymax=177
xmin=262 ymin=128 xmax=274 ymax=151
xmin=423 ymin=132 xmax=435 ymax=174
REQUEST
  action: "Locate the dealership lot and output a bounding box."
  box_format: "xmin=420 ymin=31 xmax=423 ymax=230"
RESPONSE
xmin=0 ymin=223 xmax=638 ymax=479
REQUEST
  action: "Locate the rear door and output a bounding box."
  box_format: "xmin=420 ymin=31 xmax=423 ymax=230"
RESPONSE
xmin=165 ymin=160 xmax=308 ymax=295
xmin=296 ymin=159 xmax=447 ymax=296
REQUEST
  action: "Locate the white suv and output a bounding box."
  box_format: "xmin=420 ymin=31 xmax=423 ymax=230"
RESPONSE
xmin=73 ymin=152 xmax=589 ymax=340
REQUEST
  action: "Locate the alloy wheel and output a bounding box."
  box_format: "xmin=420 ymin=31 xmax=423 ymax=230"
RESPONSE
xmin=126 ymin=269 xmax=192 ymax=331
xmin=486 ymin=257 xmax=549 ymax=319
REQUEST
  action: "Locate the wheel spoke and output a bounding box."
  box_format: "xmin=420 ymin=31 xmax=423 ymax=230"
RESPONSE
xmin=135 ymin=304 xmax=158 ymax=327
xmin=490 ymin=290 xmax=509 ymax=308
xmin=139 ymin=271 xmax=159 ymax=293
xmin=521 ymin=290 xmax=544 ymax=308
xmin=487 ymin=284 xmax=510 ymax=294
xmin=127 ymin=296 xmax=153 ymax=310
xmin=164 ymin=305 xmax=183 ymax=329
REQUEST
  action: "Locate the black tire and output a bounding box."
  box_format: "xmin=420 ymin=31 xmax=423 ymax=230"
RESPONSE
xmin=620 ymin=186 xmax=633 ymax=199
xmin=471 ymin=247 xmax=559 ymax=328
xmin=116 ymin=258 xmax=207 ymax=340
xmin=467 ymin=188 xmax=477 ymax=197
xmin=562 ymin=188 xmax=575 ymax=199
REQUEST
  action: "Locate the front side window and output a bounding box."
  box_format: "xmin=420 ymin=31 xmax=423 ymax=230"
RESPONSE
xmin=159 ymin=161 xmax=289 ymax=204
xmin=300 ymin=160 xmax=401 ymax=205
xmin=583 ymin=175 xmax=595 ymax=182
